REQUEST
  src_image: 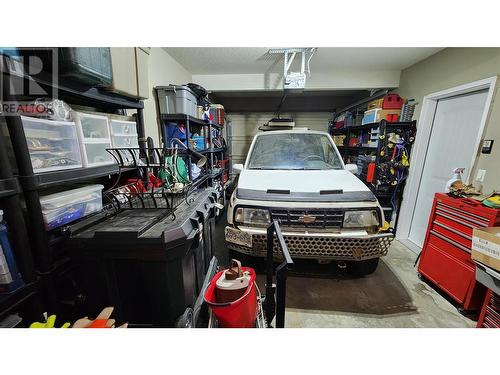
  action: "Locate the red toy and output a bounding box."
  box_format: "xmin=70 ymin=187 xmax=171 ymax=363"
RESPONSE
xmin=382 ymin=94 xmax=404 ymax=110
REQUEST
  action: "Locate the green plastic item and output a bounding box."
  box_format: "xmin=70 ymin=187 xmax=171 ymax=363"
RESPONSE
xmin=483 ymin=198 xmax=500 ymax=208
xmin=160 ymin=156 xmax=189 ymax=185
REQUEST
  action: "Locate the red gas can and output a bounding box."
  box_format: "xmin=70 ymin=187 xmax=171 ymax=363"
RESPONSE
xmin=204 ymin=264 xmax=258 ymax=328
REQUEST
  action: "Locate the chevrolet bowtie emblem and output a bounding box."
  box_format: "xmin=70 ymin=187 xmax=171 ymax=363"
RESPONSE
xmin=298 ymin=214 xmax=316 ymax=224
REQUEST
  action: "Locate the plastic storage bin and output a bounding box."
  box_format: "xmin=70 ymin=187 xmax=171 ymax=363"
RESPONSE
xmin=361 ymin=109 xmax=381 ymax=125
xmin=112 ymin=135 xmax=139 ymax=148
xmin=110 ymin=119 xmax=138 ymax=136
xmin=0 ymin=211 xmax=24 ymax=294
xmin=73 ymin=112 xmax=115 ymax=168
xmin=69 ymin=189 xmax=218 ymax=327
xmin=40 ymin=185 xmax=104 ymax=230
xmin=109 ymin=119 xmax=139 ymax=166
xmin=156 ymin=85 xmax=197 ymax=116
xmin=191 ymin=136 xmax=205 ymax=150
xmin=21 ymin=116 xmax=82 ymax=173
xmin=83 ymin=142 xmax=114 ymax=166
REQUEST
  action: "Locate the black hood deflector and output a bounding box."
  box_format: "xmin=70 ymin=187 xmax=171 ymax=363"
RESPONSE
xmin=236 ymin=188 xmax=377 ymax=202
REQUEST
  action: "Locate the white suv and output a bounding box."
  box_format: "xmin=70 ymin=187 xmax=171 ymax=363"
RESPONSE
xmin=225 ymin=130 xmax=393 ymax=276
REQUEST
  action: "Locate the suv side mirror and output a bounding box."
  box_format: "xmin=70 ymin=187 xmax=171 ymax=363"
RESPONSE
xmin=233 ymin=163 xmax=244 ymax=174
xmin=345 ymin=164 xmax=358 ymax=174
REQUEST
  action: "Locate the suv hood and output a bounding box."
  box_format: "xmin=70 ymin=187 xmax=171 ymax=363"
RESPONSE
xmin=238 ymin=169 xmax=369 ymax=193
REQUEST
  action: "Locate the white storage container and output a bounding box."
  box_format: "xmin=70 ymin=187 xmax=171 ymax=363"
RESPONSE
xmin=73 ymin=112 xmax=115 ymax=168
xmin=83 ymin=142 xmax=114 ymax=165
xmin=110 ymin=119 xmax=138 ymax=136
xmin=111 ymin=134 xmax=139 ymax=148
xmin=21 ymin=116 xmax=82 ymax=173
xmin=40 ymin=185 xmax=104 ymax=230
xmin=109 ymin=119 xmax=140 ymax=166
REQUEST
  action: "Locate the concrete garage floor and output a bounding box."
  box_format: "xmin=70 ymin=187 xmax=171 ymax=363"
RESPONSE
xmin=213 ymin=217 xmax=475 ymax=328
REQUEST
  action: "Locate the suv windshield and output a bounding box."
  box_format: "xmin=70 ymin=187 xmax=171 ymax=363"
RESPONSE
xmin=247 ymin=132 xmax=343 ymax=170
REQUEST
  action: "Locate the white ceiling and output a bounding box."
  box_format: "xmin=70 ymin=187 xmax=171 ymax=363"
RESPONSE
xmin=164 ymin=47 xmax=443 ymax=75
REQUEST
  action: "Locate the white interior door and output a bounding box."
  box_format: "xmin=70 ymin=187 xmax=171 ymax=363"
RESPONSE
xmin=408 ymin=90 xmax=488 ymax=248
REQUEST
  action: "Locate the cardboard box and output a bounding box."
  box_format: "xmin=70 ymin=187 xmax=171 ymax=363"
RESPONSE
xmin=472 ymin=227 xmax=500 ymax=272
xmin=367 ymin=98 xmax=384 ymax=110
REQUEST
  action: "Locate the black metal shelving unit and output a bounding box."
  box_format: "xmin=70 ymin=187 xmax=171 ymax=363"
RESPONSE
xmin=0 ymin=282 xmax=39 ymax=322
xmin=337 ymin=145 xmax=378 ymax=154
xmin=332 ymin=120 xmax=417 ymax=228
xmin=334 ymin=120 xmax=416 ymax=160
xmin=1 ymin=54 xmax=145 ymax=318
xmin=158 ymin=113 xmax=228 ymax=187
xmin=0 ymin=112 xmax=43 ymax=323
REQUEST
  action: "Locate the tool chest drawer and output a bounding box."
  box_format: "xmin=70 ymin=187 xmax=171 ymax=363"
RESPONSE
xmin=434 ymin=203 xmax=489 ymax=236
xmin=418 ymin=193 xmax=500 ymax=311
xmin=477 ymin=290 xmax=500 ymax=328
xmin=435 ymin=193 xmax=500 ymax=221
xmin=427 ymin=231 xmax=472 ymax=264
xmin=419 ymin=241 xmax=474 ymax=303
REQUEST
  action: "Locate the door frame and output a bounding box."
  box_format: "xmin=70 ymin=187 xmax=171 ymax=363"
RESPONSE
xmin=396 ymin=76 xmax=498 ymax=251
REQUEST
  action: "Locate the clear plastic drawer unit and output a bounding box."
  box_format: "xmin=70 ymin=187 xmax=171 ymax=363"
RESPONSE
xmin=73 ymin=112 xmax=115 ymax=167
xmin=21 ymin=116 xmax=82 ymax=173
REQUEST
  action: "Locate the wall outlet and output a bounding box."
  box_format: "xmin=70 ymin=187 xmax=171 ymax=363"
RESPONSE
xmin=476 ymin=169 xmax=486 ymax=183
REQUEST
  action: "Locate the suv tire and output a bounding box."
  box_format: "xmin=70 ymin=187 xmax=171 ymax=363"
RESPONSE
xmin=347 ymin=258 xmax=379 ymax=277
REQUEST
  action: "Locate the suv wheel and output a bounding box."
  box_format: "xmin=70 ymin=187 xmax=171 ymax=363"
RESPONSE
xmin=347 ymin=258 xmax=379 ymax=277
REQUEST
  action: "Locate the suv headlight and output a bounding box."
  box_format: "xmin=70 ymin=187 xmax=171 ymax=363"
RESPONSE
xmin=235 ymin=207 xmax=270 ymax=226
xmin=343 ymin=210 xmax=379 ymax=228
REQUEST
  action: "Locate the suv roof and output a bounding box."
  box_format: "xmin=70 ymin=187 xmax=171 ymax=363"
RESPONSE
xmin=256 ymin=129 xmax=330 ymax=136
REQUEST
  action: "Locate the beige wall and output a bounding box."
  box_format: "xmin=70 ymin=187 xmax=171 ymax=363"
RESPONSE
xmin=397 ymin=48 xmax=500 ymax=192
xmin=142 ymin=48 xmax=192 ymax=146
xmin=227 ymin=112 xmax=331 ymax=165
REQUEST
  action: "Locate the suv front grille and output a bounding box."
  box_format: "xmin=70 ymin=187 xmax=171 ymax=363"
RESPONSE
xmin=270 ymin=208 xmax=344 ymax=229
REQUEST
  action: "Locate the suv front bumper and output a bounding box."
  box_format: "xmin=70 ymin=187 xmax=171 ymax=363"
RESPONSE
xmin=225 ymin=226 xmax=394 ymax=261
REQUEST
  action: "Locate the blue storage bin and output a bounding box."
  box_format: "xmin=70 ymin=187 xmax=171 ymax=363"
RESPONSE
xmin=361 ymin=109 xmax=381 ymax=125
xmin=0 ymin=213 xmax=24 ymax=294
xmin=191 ymin=136 xmax=205 ymax=150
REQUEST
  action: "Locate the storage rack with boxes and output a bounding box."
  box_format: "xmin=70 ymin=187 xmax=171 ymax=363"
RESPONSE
xmin=1 ymin=51 xmax=147 ymax=322
xmin=1 ymin=50 xmax=225 ymax=325
xmin=329 ymin=93 xmax=417 ymax=227
xmin=155 ymin=85 xmax=229 ymax=192
xmin=0 ymin=119 xmax=43 ymax=325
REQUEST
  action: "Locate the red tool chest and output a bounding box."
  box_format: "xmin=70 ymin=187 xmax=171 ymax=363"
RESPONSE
xmin=477 ymin=289 xmax=500 ymax=328
xmin=418 ymin=193 xmax=500 ymax=311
